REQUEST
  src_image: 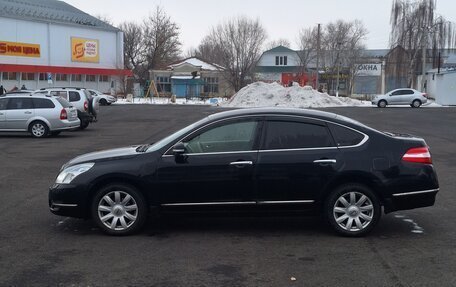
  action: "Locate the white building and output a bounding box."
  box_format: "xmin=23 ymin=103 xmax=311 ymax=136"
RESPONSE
xmin=425 ymin=69 xmax=456 ymax=105
xmin=0 ymin=0 xmax=130 ymax=93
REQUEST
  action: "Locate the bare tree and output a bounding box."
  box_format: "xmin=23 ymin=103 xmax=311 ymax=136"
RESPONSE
xmin=390 ymin=0 xmax=456 ymax=87
xmin=265 ymin=38 xmax=291 ymax=50
xmin=204 ymin=16 xmax=267 ymax=92
xmin=187 ymin=35 xmax=225 ymax=66
xmin=296 ymin=27 xmax=318 ymax=72
xmin=321 ymin=20 xmax=368 ymax=95
xmin=118 ymin=22 xmax=145 ymax=72
xmin=94 ymin=14 xmax=115 ymax=26
xmin=142 ymin=6 xmax=181 ymax=71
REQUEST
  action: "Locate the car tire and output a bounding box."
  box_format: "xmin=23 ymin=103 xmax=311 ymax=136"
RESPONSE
xmin=412 ymin=99 xmax=421 ymax=108
xmin=325 ymin=183 xmax=381 ymax=237
xmin=99 ymin=98 xmax=108 ymax=106
xmin=80 ymin=120 xmax=89 ymax=130
xmin=377 ymin=100 xmax=387 ymax=108
xmin=91 ymin=183 xmax=148 ymax=236
xmin=29 ymin=121 xmax=49 ymax=138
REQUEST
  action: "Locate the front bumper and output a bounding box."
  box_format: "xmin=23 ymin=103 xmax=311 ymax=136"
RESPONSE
xmin=49 ymin=183 xmax=88 ymax=218
xmin=384 ymin=188 xmax=438 ymax=213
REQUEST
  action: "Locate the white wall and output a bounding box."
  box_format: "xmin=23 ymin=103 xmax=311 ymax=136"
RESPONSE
xmin=0 ymin=16 xmax=121 ymax=69
xmin=257 ymin=51 xmax=300 ymax=67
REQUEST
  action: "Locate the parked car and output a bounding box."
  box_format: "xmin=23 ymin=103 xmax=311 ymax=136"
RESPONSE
xmin=87 ymin=89 xmax=117 ymax=106
xmin=372 ymin=88 xmax=427 ymax=108
xmin=34 ymin=87 xmax=99 ymax=129
xmin=0 ymin=92 xmax=79 ymax=138
xmin=49 ymin=108 xmax=439 ymax=236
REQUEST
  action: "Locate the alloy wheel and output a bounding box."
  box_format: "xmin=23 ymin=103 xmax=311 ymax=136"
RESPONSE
xmin=333 ymin=191 xmax=374 ymax=232
xmin=97 ymin=190 xmax=138 ymax=231
xmin=31 ymin=123 xmax=46 ymax=137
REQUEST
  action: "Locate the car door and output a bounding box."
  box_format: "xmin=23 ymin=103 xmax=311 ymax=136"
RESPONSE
xmin=255 ymin=117 xmax=340 ymax=204
xmin=402 ymin=89 xmax=415 ymax=104
xmin=0 ymin=98 xmax=8 ymax=129
xmin=5 ymin=97 xmax=34 ymax=130
xmin=388 ymin=89 xmax=404 ymax=104
xmin=155 ymin=117 xmax=261 ymax=205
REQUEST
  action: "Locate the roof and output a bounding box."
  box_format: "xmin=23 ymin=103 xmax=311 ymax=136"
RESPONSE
xmin=264 ymin=45 xmax=296 ymax=54
xmin=0 ymin=0 xmax=119 ymax=31
xmin=207 ymin=107 xmax=338 ymax=121
xmin=169 ymin=57 xmax=223 ymax=71
xmin=360 ymin=49 xmax=389 ymax=58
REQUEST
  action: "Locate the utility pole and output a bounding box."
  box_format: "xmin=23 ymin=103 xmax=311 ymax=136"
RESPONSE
xmin=421 ymin=26 xmax=427 ymax=91
xmin=336 ymin=42 xmax=341 ymax=97
xmin=316 ymin=23 xmax=321 ymax=90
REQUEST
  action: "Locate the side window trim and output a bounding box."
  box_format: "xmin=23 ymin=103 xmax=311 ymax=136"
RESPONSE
xmin=259 ymin=117 xmax=336 ymax=151
xmin=162 ymin=116 xmax=263 ymax=156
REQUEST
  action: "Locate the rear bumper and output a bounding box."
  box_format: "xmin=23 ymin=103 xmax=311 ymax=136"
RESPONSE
xmin=52 ymin=119 xmax=81 ymax=131
xmin=384 ymin=188 xmax=438 ymax=213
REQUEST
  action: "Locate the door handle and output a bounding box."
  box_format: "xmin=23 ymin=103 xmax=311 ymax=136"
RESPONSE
xmin=313 ymin=159 xmax=337 ymax=164
xmin=24 ymin=111 xmax=32 ymax=114
xmin=0 ymin=113 xmax=3 ymax=115
xmin=229 ymin=161 xmax=253 ymax=166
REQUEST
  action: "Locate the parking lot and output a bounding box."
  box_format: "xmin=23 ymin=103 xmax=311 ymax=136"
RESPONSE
xmin=0 ymin=104 xmax=455 ymax=286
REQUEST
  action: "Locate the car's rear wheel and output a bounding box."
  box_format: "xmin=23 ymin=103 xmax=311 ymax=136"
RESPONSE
xmin=99 ymin=98 xmax=108 ymax=106
xmin=80 ymin=120 xmax=89 ymax=130
xmin=412 ymin=99 xmax=422 ymax=108
xmin=325 ymin=184 xmax=381 ymax=237
xmin=29 ymin=121 xmax=49 ymax=138
xmin=91 ymin=183 xmax=147 ymax=235
xmin=377 ymin=100 xmax=387 ymax=108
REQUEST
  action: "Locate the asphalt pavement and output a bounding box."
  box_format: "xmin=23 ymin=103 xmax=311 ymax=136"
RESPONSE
xmin=0 ymin=104 xmax=455 ymax=286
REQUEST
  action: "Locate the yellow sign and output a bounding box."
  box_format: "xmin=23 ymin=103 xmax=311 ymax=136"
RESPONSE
xmin=71 ymin=37 xmax=99 ymax=63
xmin=0 ymin=41 xmax=40 ymax=57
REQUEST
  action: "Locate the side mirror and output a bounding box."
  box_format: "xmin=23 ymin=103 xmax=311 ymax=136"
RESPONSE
xmin=172 ymin=142 xmax=186 ymax=155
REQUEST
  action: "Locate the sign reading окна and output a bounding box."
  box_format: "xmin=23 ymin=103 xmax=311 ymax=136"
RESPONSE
xmin=0 ymin=41 xmax=41 ymax=58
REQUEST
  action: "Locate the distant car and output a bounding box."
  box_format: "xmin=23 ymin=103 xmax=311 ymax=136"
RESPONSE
xmin=49 ymin=108 xmax=438 ymax=236
xmin=0 ymin=92 xmax=79 ymax=138
xmin=87 ymin=89 xmax=116 ymax=106
xmin=372 ymin=88 xmax=427 ymax=108
xmin=35 ymin=88 xmax=99 ymax=129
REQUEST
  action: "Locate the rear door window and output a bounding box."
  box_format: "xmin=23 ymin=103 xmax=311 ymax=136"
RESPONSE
xmin=7 ymin=98 xmax=33 ymax=110
xmin=262 ymin=120 xmax=334 ymax=150
xmin=33 ymin=98 xmax=55 ymax=109
xmin=51 ymin=91 xmax=68 ymax=100
xmin=0 ymin=98 xmax=8 ymax=110
xmin=68 ymin=91 xmax=81 ymax=102
xmin=328 ymin=123 xmax=365 ymax=147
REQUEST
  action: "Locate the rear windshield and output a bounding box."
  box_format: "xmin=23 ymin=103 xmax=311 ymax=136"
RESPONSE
xmin=55 ymin=97 xmax=71 ymax=108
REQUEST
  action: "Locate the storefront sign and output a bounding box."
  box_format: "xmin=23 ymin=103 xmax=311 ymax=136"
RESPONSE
xmin=0 ymin=41 xmax=40 ymax=58
xmin=356 ymin=64 xmax=382 ymax=76
xmin=71 ymin=37 xmax=99 ymax=63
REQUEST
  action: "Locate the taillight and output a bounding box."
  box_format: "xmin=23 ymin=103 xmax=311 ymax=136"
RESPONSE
xmin=422 ymin=93 xmax=427 ymax=98
xmin=402 ymin=146 xmax=432 ymax=164
xmin=84 ymin=101 xmax=88 ymax=111
xmin=60 ymin=109 xmax=68 ymax=120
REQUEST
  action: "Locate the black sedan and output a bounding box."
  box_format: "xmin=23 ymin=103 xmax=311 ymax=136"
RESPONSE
xmin=49 ymin=108 xmax=439 ymax=236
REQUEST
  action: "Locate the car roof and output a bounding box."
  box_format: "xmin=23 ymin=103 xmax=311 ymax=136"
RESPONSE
xmin=207 ymin=107 xmax=338 ymax=121
xmin=1 ymin=92 xmax=55 ymax=99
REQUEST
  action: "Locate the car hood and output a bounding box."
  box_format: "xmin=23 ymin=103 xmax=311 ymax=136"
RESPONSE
xmin=65 ymin=146 xmax=140 ymax=168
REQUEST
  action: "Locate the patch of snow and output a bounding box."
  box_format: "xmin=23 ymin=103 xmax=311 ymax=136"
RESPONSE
xmin=221 ymin=82 xmax=370 ymax=108
xmin=170 ymin=57 xmax=221 ymax=71
xmin=114 ymin=97 xmax=226 ymax=106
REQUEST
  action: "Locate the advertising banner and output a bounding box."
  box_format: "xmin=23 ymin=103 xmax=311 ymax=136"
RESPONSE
xmin=0 ymin=41 xmax=40 ymax=58
xmin=71 ymin=37 xmax=99 ymax=63
xmin=355 ymin=64 xmax=382 ymax=76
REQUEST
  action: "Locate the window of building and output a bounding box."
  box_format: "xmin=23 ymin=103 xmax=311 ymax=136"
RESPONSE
xmin=155 ymin=76 xmax=171 ymax=93
xmin=274 ymin=56 xmax=288 ymax=66
xmin=203 ymin=77 xmax=219 ymax=94
xmin=2 ymin=72 xmax=17 ymax=81
xmin=56 ymin=74 xmax=68 ymax=81
xmin=21 ymin=73 xmax=35 ymax=81
xmin=39 ymin=73 xmax=47 ymax=81
xmin=86 ymin=75 xmax=96 ymax=82
xmin=71 ymin=74 xmax=82 ymax=82
xmin=263 ymin=121 xmax=334 ymax=150
xmin=99 ymin=75 xmax=109 ymax=82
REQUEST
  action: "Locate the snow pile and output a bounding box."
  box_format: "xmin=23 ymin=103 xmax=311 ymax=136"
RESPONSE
xmin=222 ymin=82 xmax=369 ymax=108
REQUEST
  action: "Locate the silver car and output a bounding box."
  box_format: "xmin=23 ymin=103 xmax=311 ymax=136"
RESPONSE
xmin=372 ymin=88 xmax=428 ymax=108
xmin=0 ymin=93 xmax=80 ymax=138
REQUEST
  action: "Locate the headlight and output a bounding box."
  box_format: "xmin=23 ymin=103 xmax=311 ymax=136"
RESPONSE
xmin=55 ymin=163 xmax=94 ymax=184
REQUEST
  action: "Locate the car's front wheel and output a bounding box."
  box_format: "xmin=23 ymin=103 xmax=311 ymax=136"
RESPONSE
xmin=325 ymin=184 xmax=381 ymax=237
xmin=91 ymin=183 xmax=147 ymax=235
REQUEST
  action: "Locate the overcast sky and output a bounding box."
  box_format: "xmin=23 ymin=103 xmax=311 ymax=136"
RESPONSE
xmin=65 ymin=0 xmax=456 ymax=52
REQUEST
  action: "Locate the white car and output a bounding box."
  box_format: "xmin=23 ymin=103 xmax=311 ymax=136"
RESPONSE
xmin=372 ymin=88 xmax=427 ymax=108
xmin=87 ymin=89 xmax=117 ymax=106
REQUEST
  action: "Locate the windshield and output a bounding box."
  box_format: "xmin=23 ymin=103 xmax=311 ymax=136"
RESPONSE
xmin=146 ymin=117 xmax=208 ymax=152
